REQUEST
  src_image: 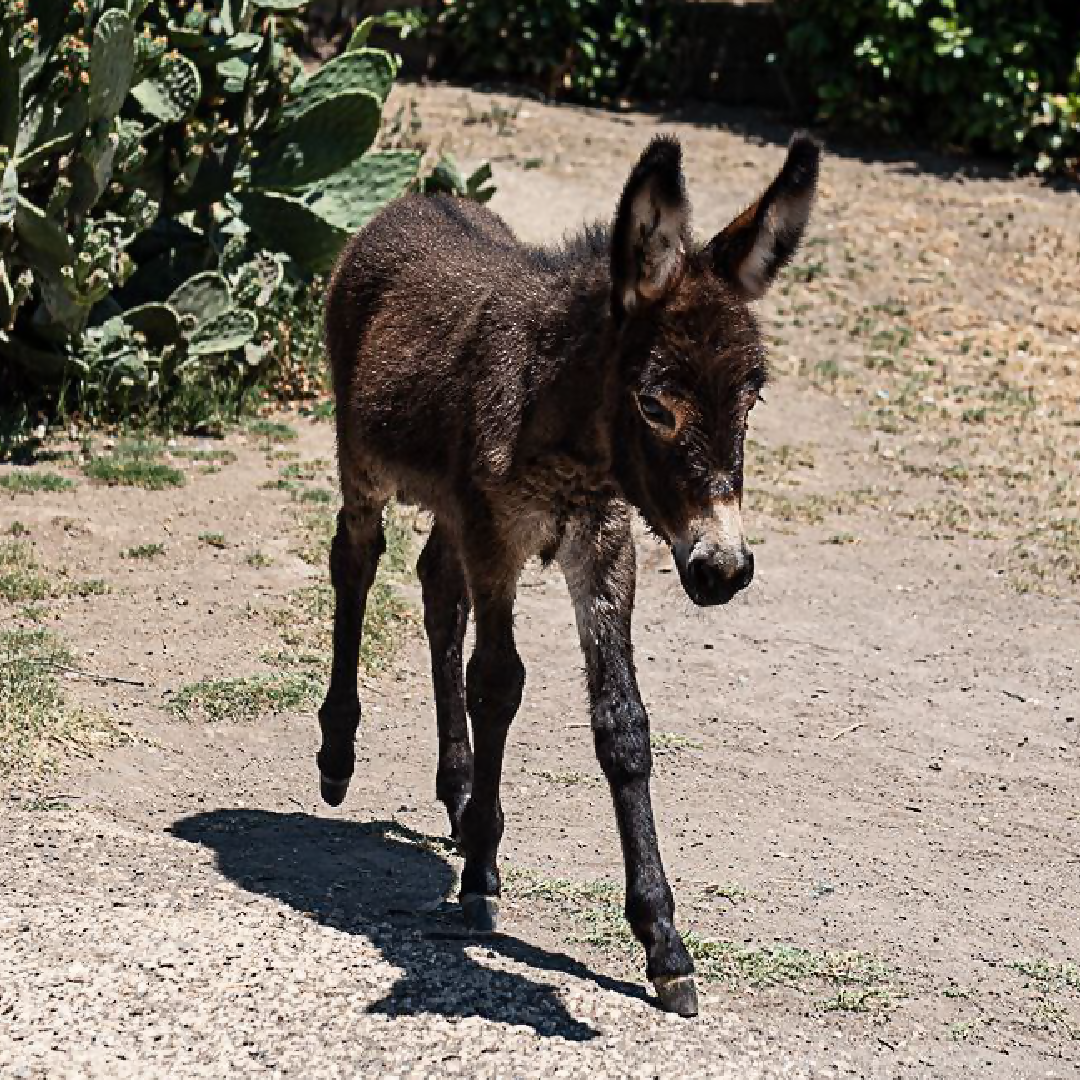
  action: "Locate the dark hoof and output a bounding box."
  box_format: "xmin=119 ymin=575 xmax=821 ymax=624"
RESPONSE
xmin=460 ymin=892 xmax=499 ymax=935
xmin=653 ymin=975 xmax=699 ymax=1017
xmin=320 ymin=773 xmax=351 ymax=807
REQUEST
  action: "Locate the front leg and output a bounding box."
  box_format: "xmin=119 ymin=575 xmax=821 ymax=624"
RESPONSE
xmin=559 ymin=503 xmax=698 ymax=1016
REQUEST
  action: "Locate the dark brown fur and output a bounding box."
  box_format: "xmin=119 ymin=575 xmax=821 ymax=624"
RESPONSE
xmin=316 ymin=134 xmax=820 ymax=1015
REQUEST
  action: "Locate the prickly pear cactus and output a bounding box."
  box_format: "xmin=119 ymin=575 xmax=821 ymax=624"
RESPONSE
xmin=0 ymin=0 xmax=491 ymax=421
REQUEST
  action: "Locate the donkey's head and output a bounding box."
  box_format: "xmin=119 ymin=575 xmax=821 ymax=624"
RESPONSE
xmin=608 ymin=133 xmax=820 ymax=606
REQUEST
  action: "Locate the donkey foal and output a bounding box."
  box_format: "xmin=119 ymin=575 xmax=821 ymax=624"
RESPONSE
xmin=317 ymin=132 xmax=820 ymax=1016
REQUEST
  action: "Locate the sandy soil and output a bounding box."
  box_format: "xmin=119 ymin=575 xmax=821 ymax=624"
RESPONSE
xmin=2 ymin=85 xmax=1078 ymax=1078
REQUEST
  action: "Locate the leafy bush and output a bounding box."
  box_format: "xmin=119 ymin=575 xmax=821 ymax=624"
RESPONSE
xmin=437 ymin=0 xmax=673 ymax=103
xmin=778 ymin=0 xmax=1080 ymax=177
xmin=0 ymin=0 xmax=469 ymax=429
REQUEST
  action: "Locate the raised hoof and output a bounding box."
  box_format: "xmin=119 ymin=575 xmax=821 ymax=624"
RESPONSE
xmin=652 ymin=975 xmax=699 ymax=1017
xmin=320 ymin=773 xmax=351 ymax=807
xmin=460 ymin=892 xmax=499 ymax=935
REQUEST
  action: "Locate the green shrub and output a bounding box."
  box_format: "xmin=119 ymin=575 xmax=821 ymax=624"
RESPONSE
xmin=0 ymin=0 xmax=484 ymax=429
xmin=778 ymin=0 xmax=1080 ymax=177
xmin=437 ymin=0 xmax=674 ymax=104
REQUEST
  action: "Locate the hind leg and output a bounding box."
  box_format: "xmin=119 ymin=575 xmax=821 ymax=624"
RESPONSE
xmin=417 ymin=521 xmax=473 ymax=840
xmin=317 ymin=492 xmax=386 ymax=806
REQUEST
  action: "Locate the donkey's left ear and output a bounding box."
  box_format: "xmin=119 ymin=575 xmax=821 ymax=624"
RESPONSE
xmin=706 ymin=132 xmax=821 ymax=300
xmin=611 ymin=135 xmax=691 ymax=320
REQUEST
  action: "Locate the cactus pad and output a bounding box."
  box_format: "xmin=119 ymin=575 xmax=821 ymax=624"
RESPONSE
xmin=238 ymin=190 xmax=348 ymax=276
xmin=188 ymin=306 xmax=259 ymax=356
xmin=304 ymin=150 xmax=420 ymax=233
xmin=90 ymin=10 xmax=137 ymax=124
xmin=121 ymin=302 xmax=181 ymax=349
xmin=131 ymin=53 xmax=201 ymax=125
xmin=283 ymin=49 xmax=397 ymax=122
xmin=169 ymin=272 xmax=233 ymax=321
xmin=252 ymin=90 xmax=382 ymax=191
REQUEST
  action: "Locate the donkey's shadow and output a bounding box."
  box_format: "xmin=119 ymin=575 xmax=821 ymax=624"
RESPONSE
xmin=170 ymin=810 xmax=648 ymax=1040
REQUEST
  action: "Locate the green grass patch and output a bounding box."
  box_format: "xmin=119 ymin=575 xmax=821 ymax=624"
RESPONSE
xmin=685 ymin=934 xmax=891 ymax=997
xmin=83 ymin=441 xmax=184 ymax=490
xmin=1011 ymin=958 xmax=1080 ymax=993
xmin=0 ymin=541 xmax=51 ymax=603
xmin=246 ymin=550 xmax=274 ymax=568
xmin=123 ymin=542 xmax=166 ymax=560
xmin=0 ymin=627 xmax=116 ymax=774
xmin=70 ymin=578 xmax=109 ymax=598
xmin=530 ymin=768 xmax=597 ymax=787
xmin=169 ymin=447 xmax=237 ymax=465
xmin=264 ymin=503 xmax=414 ymax=694
xmin=821 ymin=986 xmax=895 ymax=1013
xmin=0 ymin=471 xmax=75 ymax=495
xmin=263 ymin=461 xmax=336 ymax=508
xmin=504 ymin=864 xmax=893 ymax=1011
xmin=2 ymin=541 xmax=109 ymax=602
xmin=169 ymin=672 xmax=320 ymax=723
xmin=248 ymin=419 xmax=298 ymax=445
xmin=281 ymin=459 xmax=330 ymax=481
xmin=271 ymin=578 xmax=409 ymax=675
xmin=703 ymin=883 xmax=750 ymax=904
xmin=650 ymin=731 xmax=702 ymax=755
xmin=504 ymin=867 xmax=630 ymax=951
xmin=950 ymin=1015 xmax=993 ymax=1042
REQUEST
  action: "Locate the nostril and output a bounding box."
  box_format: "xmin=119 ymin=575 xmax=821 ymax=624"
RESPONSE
xmin=685 ymin=548 xmax=754 ymax=604
xmin=688 ymin=556 xmax=722 ymax=600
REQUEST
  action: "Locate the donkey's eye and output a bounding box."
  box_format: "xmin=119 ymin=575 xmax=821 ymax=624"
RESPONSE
xmin=637 ymin=394 xmax=677 ymax=430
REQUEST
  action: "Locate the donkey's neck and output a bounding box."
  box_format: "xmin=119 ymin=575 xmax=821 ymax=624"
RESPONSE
xmin=501 ymin=231 xmax=624 ymax=511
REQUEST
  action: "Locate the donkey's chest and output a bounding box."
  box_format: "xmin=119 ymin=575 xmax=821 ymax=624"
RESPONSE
xmin=499 ymin=451 xmax=620 ymax=559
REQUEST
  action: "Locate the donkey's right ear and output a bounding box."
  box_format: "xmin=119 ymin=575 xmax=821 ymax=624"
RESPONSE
xmin=611 ymin=135 xmax=691 ymax=321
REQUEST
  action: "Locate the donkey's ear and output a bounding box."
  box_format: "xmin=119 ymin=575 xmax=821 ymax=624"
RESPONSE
xmin=706 ymin=132 xmax=821 ymax=300
xmin=611 ymin=135 xmax=691 ymax=320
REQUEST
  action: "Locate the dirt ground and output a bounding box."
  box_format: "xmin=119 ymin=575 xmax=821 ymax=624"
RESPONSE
xmin=2 ymin=85 xmax=1079 ymax=1079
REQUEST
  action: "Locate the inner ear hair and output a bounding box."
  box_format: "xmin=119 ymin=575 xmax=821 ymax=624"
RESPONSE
xmin=612 ymin=135 xmax=691 ymax=319
xmin=707 ymin=132 xmax=821 ymax=300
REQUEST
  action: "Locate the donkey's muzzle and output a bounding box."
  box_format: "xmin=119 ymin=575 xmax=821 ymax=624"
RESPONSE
xmin=680 ymin=544 xmax=754 ymax=606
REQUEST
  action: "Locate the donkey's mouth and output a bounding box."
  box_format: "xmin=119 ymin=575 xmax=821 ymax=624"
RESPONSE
xmin=672 ymin=544 xmax=755 ymax=607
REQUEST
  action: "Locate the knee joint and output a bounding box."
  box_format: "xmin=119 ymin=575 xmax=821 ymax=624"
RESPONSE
xmin=593 ymin=701 xmax=651 ymax=784
xmin=466 ymin=651 xmax=525 ymax=724
xmin=330 ymin=512 xmax=384 ymax=588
